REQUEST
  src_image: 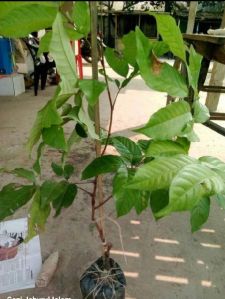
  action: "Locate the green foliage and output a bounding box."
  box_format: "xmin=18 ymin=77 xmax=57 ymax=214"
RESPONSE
xmin=149 ymin=13 xmax=186 ymax=62
xmin=42 ymin=125 xmax=67 ymax=151
xmin=188 ymin=45 xmax=203 ymax=93
xmin=122 ymin=31 xmax=137 ymax=67
xmin=26 ymin=97 xmax=62 ymax=152
xmin=105 ymin=47 xmax=129 ymax=77
xmin=0 ymin=6 xmax=224 ymax=238
xmin=50 ymin=12 xmax=77 ymax=95
xmin=52 ymin=181 xmax=77 ymax=216
xmin=135 ymin=101 xmax=192 ymax=140
xmin=190 ymin=197 xmax=210 ymax=232
xmin=82 ymin=155 xmax=124 ymax=179
xmin=37 ymin=31 xmax=52 ymax=56
xmin=216 ymin=193 xmax=225 ymax=209
xmin=72 ymin=1 xmax=90 ymax=36
xmin=65 ymin=27 xmax=84 ymax=41
xmin=0 ymin=184 xmax=35 ymax=220
xmin=150 ymin=189 xmax=169 ymax=219
xmin=127 ymin=155 xmax=197 ymax=191
xmin=40 ymin=180 xmax=77 ymax=216
xmin=193 ymin=101 xmax=210 ymax=123
xmin=27 ymin=188 xmax=50 ymax=241
xmin=78 ymin=79 xmax=106 ymax=106
xmin=64 ymin=164 xmax=75 ymax=180
xmin=113 ymin=167 xmax=135 ymax=217
xmin=51 ymin=162 xmax=64 ymax=176
xmin=157 ymin=163 xmax=224 ymax=218
xmin=199 ymin=156 xmax=225 ymax=180
xmin=0 ymin=3 xmax=57 ymax=37
xmin=135 ymin=27 xmax=188 ymax=97
xmin=146 ymin=140 xmax=187 ymax=157
xmin=113 ymin=167 xmax=150 ymax=217
xmin=12 ymin=168 xmax=36 ymax=183
xmin=110 ymin=136 xmax=142 ymax=165
xmin=51 ymin=161 xmax=75 ymax=180
xmin=33 ymin=142 xmax=45 ymax=175
xmin=152 ymin=41 xmax=170 ymax=57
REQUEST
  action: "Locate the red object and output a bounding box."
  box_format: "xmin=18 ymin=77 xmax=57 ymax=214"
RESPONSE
xmin=70 ymin=40 xmax=83 ymax=79
xmin=75 ymin=40 xmax=83 ymax=79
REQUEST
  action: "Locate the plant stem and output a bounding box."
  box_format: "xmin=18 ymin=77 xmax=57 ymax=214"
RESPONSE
xmin=77 ymin=186 xmax=92 ymax=196
xmin=94 ymin=195 xmax=113 ymax=209
xmin=90 ymin=1 xmax=106 ymax=248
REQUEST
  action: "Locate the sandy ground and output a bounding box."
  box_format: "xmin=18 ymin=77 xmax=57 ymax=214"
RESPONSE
xmin=1 ymin=64 xmax=225 ymax=299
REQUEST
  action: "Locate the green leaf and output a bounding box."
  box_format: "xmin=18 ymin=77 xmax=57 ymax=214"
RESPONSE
xmin=79 ymin=79 xmax=106 ymax=106
xmin=190 ymin=197 xmax=210 ymax=232
xmin=50 ymin=12 xmax=77 ymax=95
xmin=175 ymin=137 xmax=190 ymax=153
xmin=40 ymin=180 xmax=61 ymax=208
xmin=0 ymin=1 xmax=58 ymax=20
xmin=113 ymin=167 xmax=135 ymax=217
xmin=40 ymin=180 xmax=77 ymax=212
xmin=0 ymin=4 xmax=57 ymax=38
xmin=72 ymin=1 xmax=90 ymax=36
xmin=137 ymin=139 xmax=152 ymax=153
xmin=52 ymin=182 xmax=77 ymax=216
xmin=188 ymin=45 xmax=202 ymax=92
xmin=115 ymin=79 xmax=121 ymax=89
xmin=82 ymin=155 xmax=124 ymax=179
xmin=152 ymin=41 xmax=170 ymax=57
xmin=135 ymin=101 xmax=192 ymax=140
xmin=169 ymin=164 xmax=224 ymax=212
xmin=134 ymin=191 xmax=150 ymax=215
xmin=146 ymin=140 xmax=187 ymax=157
xmin=75 ymin=123 xmax=88 ymax=138
xmin=37 ymin=31 xmax=52 ymax=56
xmin=42 ymin=125 xmax=67 ymax=151
xmin=150 ymin=189 xmax=169 ymax=219
xmin=193 ymin=101 xmax=209 ymax=123
xmin=216 ymin=193 xmax=225 ymax=209
xmin=26 ymin=98 xmax=62 ymax=152
xmin=110 ymin=136 xmax=142 ymax=165
xmin=122 ymin=31 xmax=137 ymax=67
xmin=135 ymin=27 xmax=188 ymax=98
xmin=65 ymin=27 xmax=84 ymax=40
xmin=0 ymin=184 xmax=35 ymax=220
xmin=121 ymin=67 xmax=139 ymax=88
xmin=27 ymin=188 xmax=50 ymax=241
xmin=127 ymin=155 xmax=197 ymax=191
xmin=149 ymin=13 xmax=186 ymax=62
xmin=113 ymin=167 xmax=149 ymax=216
xmin=67 ymin=129 xmax=81 ymax=153
xmin=51 ymin=162 xmax=64 ymax=176
xmin=104 ymin=47 xmax=129 ymax=77
xmin=179 ymin=120 xmax=200 ymax=142
xmin=33 ymin=142 xmax=45 ymax=175
xmin=199 ymin=156 xmax=225 ymax=181
xmin=78 ymin=106 xmax=99 ymax=140
xmin=61 ymin=103 xmax=72 ymax=116
xmin=64 ymin=164 xmax=74 ymax=180
xmin=12 ymin=168 xmax=36 ymax=183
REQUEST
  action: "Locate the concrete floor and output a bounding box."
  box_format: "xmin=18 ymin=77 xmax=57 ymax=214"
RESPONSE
xmin=1 ymin=64 xmax=225 ymax=299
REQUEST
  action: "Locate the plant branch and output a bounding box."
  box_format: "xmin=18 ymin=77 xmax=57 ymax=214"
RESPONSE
xmin=100 ymin=53 xmax=121 ymax=156
xmin=95 ymin=195 xmax=113 ymax=209
xmin=74 ymin=180 xmax=95 ymax=185
xmin=77 ymin=186 xmax=92 ymax=196
xmin=91 ymin=178 xmax=98 ymax=221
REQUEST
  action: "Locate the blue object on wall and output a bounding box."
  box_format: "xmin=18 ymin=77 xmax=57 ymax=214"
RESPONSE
xmin=0 ymin=38 xmax=13 ymax=75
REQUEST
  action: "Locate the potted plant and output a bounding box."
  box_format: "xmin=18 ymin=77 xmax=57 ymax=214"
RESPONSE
xmin=1 ymin=2 xmax=225 ymax=298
